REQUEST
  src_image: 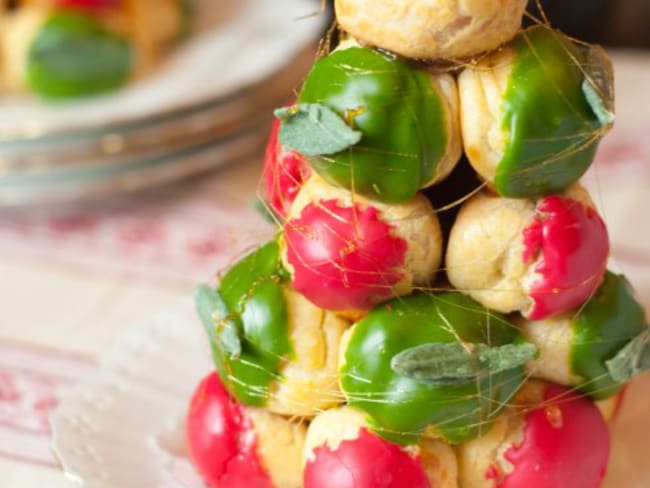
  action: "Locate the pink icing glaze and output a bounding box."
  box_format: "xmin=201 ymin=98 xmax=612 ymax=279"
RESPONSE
xmin=304 ymin=428 xmax=431 ymax=488
xmin=262 ymin=116 xmax=311 ymax=219
xmin=186 ymin=372 xmax=273 ymax=488
xmin=522 ymin=196 xmax=609 ymax=320
xmin=499 ymin=384 xmax=610 ymax=488
xmin=283 ymin=199 xmax=408 ymax=311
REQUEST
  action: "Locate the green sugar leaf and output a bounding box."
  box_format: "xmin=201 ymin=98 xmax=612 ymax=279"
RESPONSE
xmin=580 ymin=44 xmax=615 ymax=127
xmin=195 ymin=285 xmax=242 ymax=358
xmin=274 ymin=103 xmax=362 ymax=156
xmin=605 ymin=327 xmax=650 ymax=384
xmin=391 ymin=342 xmax=537 ymax=386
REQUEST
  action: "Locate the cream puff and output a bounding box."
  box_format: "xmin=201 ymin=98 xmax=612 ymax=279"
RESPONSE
xmin=292 ymin=43 xmax=461 ymax=203
xmin=521 ymin=272 xmax=648 ymax=399
xmin=281 ymin=176 xmax=443 ymax=312
xmin=457 ymin=381 xmax=610 ymax=488
xmin=339 ymin=291 xmax=526 ymax=445
xmin=0 ymin=0 xmax=188 ymax=97
xmin=303 ymin=406 xmax=458 ymax=488
xmin=335 ymin=0 xmax=527 ymax=60
xmin=458 ymin=26 xmax=614 ymax=198
xmin=196 ymin=240 xmax=349 ymax=417
xmin=445 ymin=185 xmax=609 ymax=320
xmin=186 ymin=372 xmax=307 ymax=488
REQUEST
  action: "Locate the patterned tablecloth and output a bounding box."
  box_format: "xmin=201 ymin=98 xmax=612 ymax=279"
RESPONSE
xmin=0 ymin=51 xmax=649 ymax=487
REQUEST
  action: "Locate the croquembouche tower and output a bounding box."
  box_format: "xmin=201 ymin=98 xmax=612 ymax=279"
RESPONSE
xmin=185 ymin=2 xmax=650 ymax=487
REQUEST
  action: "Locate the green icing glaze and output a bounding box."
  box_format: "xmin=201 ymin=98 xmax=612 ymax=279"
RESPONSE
xmin=298 ymin=46 xmax=449 ymax=203
xmin=497 ymin=26 xmax=606 ymax=197
xmin=571 ymin=272 xmax=648 ymax=400
xmin=27 ymin=12 xmax=132 ymax=99
xmin=340 ymin=292 xmax=524 ymax=445
xmin=197 ymin=241 xmax=293 ymax=407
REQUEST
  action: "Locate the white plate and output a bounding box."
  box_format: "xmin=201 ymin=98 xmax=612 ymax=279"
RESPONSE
xmin=51 ymin=299 xmax=211 ymax=488
xmin=0 ymin=0 xmax=327 ymax=207
xmin=50 ymin=298 xmax=650 ymax=487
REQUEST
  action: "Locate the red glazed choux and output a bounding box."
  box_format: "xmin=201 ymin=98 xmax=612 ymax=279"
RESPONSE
xmin=281 ymin=176 xmax=442 ymax=312
xmin=457 ymin=381 xmax=610 ymax=488
xmin=446 ymin=185 xmax=609 ymax=320
xmin=262 ymin=114 xmax=311 ymax=219
xmin=303 ymin=406 xmax=458 ymax=488
xmin=186 ymin=372 xmax=306 ymax=488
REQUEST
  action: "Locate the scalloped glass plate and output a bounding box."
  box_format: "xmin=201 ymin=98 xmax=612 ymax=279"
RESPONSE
xmin=0 ymin=0 xmax=326 ymax=207
xmin=50 ymin=299 xmax=210 ymax=488
xmin=50 ymin=299 xmax=650 ymax=487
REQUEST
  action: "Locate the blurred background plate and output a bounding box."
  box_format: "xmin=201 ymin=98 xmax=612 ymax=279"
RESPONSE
xmin=0 ymin=0 xmax=328 ymax=207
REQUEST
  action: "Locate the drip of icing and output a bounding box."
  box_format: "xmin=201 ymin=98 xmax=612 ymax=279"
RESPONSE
xmin=522 ymin=196 xmax=609 ymax=320
xmin=284 ymin=199 xmax=407 ymax=311
xmin=186 ymin=373 xmax=273 ymax=488
xmin=500 ymin=384 xmax=610 ymax=488
xmin=263 ymin=116 xmax=311 ymax=218
xmin=304 ymin=428 xmax=431 ymax=488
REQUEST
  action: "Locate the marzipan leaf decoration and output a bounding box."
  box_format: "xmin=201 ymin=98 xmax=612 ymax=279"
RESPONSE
xmin=605 ymin=327 xmax=650 ymax=384
xmin=580 ymin=43 xmax=615 ymax=127
xmin=195 ymin=284 xmax=242 ymax=358
xmin=275 ymin=103 xmax=363 ymax=156
xmin=391 ymin=342 xmax=538 ymax=386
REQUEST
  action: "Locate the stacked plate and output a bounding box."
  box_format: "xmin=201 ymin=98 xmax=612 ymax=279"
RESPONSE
xmin=0 ymin=0 xmax=327 ymax=207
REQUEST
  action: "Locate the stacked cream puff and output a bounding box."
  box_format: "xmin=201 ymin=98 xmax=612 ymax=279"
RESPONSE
xmin=0 ymin=0 xmax=188 ymax=98
xmin=186 ymin=1 xmax=649 ymax=487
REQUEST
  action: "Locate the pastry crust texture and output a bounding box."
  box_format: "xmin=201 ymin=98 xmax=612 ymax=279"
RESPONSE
xmin=457 ymin=411 xmax=524 ymax=488
xmin=429 ymin=72 xmax=463 ymax=186
xmin=519 ymin=316 xmax=582 ymax=386
xmin=248 ymin=408 xmax=307 ymax=488
xmin=458 ymin=46 xmax=515 ymax=185
xmin=266 ymin=287 xmax=349 ymax=417
xmin=335 ymin=0 xmax=528 ymax=60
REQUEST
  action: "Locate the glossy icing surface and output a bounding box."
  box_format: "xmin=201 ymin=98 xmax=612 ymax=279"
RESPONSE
xmin=299 ymin=46 xmax=448 ymax=203
xmin=304 ymin=428 xmax=430 ymax=488
xmin=284 ymin=199 xmax=407 ymax=311
xmin=497 ymin=27 xmax=603 ymax=197
xmin=210 ymin=241 xmax=293 ymax=406
xmin=501 ymin=384 xmax=610 ymax=488
xmin=186 ymin=372 xmax=272 ymax=488
xmin=522 ymin=195 xmax=609 ymax=320
xmin=571 ymin=272 xmax=648 ymax=399
xmin=340 ymin=292 xmax=523 ymax=444
xmin=263 ymin=116 xmax=311 ymax=219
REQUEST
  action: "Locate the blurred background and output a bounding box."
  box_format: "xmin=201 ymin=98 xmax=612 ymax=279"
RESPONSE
xmin=525 ymin=0 xmax=650 ymax=47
